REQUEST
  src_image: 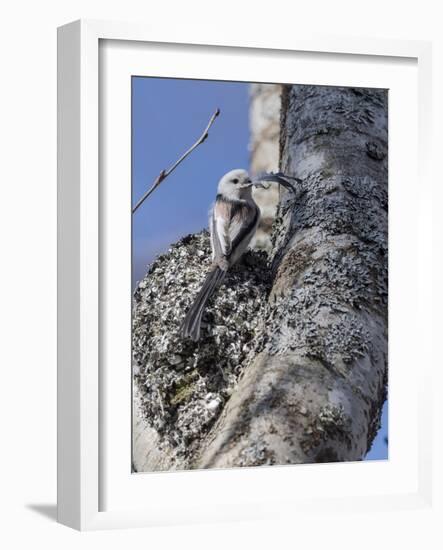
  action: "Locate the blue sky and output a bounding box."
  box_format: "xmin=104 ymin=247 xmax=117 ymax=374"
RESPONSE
xmin=131 ymin=76 xmax=388 ymax=461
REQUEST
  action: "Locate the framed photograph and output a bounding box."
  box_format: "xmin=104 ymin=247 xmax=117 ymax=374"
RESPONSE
xmin=57 ymin=19 xmax=433 ymax=530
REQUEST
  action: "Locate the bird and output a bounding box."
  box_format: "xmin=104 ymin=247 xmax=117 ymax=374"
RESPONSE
xmin=180 ymin=168 xmax=298 ymax=342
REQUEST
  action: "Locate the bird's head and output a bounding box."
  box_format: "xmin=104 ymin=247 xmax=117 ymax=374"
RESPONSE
xmin=217 ymin=169 xmax=252 ymax=199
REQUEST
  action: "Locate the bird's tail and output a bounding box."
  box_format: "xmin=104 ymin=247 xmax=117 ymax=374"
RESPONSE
xmin=180 ymin=267 xmax=226 ymax=342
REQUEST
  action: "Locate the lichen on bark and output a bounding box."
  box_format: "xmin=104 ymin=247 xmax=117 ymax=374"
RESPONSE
xmin=132 ymin=232 xmax=271 ymax=470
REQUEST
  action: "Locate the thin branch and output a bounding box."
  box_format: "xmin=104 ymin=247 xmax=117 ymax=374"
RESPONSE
xmin=132 ymin=108 xmax=221 ymax=214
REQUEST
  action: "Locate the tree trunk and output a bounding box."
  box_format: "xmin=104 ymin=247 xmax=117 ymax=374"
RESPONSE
xmin=249 ymin=84 xmax=282 ymax=251
xmin=196 ymin=85 xmax=388 ymax=467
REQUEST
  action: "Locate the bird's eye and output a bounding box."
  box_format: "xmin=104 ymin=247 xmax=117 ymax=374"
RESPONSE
xmin=232 ymin=178 xmax=239 ymax=184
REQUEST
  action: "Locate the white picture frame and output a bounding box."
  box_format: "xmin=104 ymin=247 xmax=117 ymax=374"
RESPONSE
xmin=57 ymin=19 xmax=433 ymax=531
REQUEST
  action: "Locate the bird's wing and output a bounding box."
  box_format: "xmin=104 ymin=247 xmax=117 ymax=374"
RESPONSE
xmin=211 ymin=197 xmax=233 ymax=259
xmin=228 ymin=201 xmax=260 ymax=251
xmin=211 ymin=197 xmax=259 ymax=262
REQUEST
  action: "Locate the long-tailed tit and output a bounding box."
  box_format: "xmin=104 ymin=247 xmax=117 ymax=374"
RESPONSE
xmin=181 ymin=169 xmax=297 ymax=342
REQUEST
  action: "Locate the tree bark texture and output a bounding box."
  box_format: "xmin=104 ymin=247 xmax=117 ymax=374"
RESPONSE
xmin=196 ymin=85 xmax=388 ymax=467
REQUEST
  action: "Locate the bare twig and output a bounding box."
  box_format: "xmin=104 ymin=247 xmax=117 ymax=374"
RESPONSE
xmin=132 ymin=108 xmax=221 ymax=214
